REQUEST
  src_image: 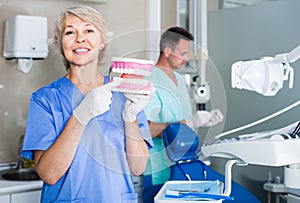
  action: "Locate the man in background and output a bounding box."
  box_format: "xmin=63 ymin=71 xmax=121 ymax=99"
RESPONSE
xmin=142 ymin=26 xmax=223 ymax=203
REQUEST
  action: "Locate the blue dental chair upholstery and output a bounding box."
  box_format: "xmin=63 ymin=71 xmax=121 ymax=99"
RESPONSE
xmin=162 ymin=123 xmax=261 ymax=203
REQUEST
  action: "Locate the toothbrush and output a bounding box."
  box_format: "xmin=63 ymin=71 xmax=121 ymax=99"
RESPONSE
xmin=165 ymin=190 xmax=234 ymax=201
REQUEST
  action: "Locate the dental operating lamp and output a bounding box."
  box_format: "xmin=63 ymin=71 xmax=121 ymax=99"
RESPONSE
xmin=231 ymin=44 xmax=300 ymax=96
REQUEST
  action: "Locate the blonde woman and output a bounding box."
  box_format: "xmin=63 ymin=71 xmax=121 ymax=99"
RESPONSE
xmin=22 ymin=5 xmax=154 ymax=203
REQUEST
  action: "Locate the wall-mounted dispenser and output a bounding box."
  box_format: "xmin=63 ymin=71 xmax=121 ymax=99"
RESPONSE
xmin=3 ymin=15 xmax=48 ymax=73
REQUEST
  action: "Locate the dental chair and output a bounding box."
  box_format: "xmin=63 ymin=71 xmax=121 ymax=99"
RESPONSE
xmin=162 ymin=123 xmax=261 ymax=203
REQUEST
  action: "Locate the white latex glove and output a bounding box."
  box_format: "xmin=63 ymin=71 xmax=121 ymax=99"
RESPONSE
xmin=122 ymin=85 xmax=156 ymax=122
xmin=186 ymin=109 xmax=224 ymax=128
xmin=73 ymin=81 xmax=119 ymax=125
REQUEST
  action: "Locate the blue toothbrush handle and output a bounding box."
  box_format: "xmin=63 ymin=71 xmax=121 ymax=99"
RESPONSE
xmin=166 ymin=193 xmax=234 ymax=201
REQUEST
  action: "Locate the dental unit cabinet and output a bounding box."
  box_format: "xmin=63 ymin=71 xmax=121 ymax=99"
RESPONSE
xmin=3 ymin=15 xmax=48 ymax=73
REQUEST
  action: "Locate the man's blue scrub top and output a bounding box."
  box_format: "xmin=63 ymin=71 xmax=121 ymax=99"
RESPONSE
xmin=22 ymin=76 xmax=153 ymax=203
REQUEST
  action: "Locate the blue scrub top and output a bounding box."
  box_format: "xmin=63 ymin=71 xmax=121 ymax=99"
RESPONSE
xmin=143 ymin=67 xmax=193 ymax=185
xmin=22 ymin=76 xmax=153 ymax=203
xmin=144 ymin=67 xmax=193 ymax=122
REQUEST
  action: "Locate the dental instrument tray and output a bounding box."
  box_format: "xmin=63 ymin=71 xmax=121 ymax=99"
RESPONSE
xmin=154 ymin=180 xmax=230 ymax=203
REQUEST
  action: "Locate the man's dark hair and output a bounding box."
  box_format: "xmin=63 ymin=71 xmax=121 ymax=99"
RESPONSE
xmin=160 ymin=26 xmax=194 ymax=52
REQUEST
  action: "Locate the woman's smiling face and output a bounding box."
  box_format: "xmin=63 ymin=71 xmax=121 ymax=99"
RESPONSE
xmin=61 ymin=14 xmax=103 ymax=68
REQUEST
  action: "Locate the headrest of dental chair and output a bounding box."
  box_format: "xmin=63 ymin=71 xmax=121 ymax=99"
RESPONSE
xmin=162 ymin=123 xmax=200 ymax=162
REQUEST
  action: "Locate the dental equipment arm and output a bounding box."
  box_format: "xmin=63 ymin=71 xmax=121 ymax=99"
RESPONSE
xmin=231 ymin=44 xmax=300 ymax=96
xmin=275 ymin=44 xmax=300 ymax=63
xmin=201 ymin=125 xmax=300 ymax=189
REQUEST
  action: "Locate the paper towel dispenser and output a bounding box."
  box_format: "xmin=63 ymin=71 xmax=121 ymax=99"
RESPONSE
xmin=3 ymin=15 xmax=48 ymax=59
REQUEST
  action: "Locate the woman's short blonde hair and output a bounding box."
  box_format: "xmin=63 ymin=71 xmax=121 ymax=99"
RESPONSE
xmin=51 ymin=5 xmax=108 ymax=70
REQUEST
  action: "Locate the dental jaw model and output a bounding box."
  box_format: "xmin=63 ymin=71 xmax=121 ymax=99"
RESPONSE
xmin=109 ymin=57 xmax=154 ymax=94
